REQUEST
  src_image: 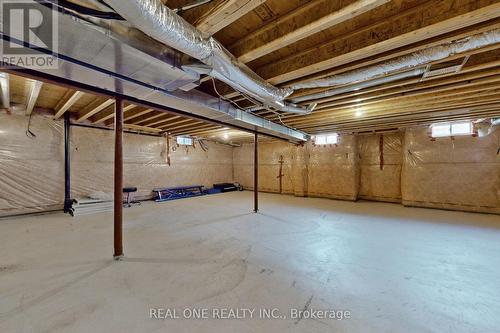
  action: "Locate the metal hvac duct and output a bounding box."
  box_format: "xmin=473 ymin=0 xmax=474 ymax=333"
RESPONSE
xmin=104 ymin=0 xmax=313 ymax=114
xmin=291 ymin=68 xmax=426 ymax=103
xmin=291 ymin=28 xmax=500 ymax=90
xmin=0 ymin=1 xmax=308 ymax=142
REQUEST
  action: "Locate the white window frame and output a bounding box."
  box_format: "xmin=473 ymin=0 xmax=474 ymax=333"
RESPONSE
xmin=176 ymin=136 xmax=193 ymax=146
xmin=314 ymin=133 xmax=338 ymax=145
xmin=430 ymin=121 xmax=473 ymax=138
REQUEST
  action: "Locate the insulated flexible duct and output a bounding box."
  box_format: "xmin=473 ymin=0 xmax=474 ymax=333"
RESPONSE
xmin=291 ymin=28 xmax=500 ymax=90
xmin=291 ymin=68 xmax=426 ymax=103
xmin=104 ymin=0 xmax=313 ymax=114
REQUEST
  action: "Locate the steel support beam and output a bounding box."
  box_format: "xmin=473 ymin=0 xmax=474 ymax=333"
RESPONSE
xmin=254 ymin=133 xmax=259 ymax=213
xmin=114 ymin=98 xmax=124 ymax=259
xmin=63 ymin=112 xmax=74 ymax=216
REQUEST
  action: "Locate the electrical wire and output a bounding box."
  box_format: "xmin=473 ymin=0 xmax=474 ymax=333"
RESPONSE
xmin=210 ymin=79 xmax=290 ymax=127
xmin=40 ymin=0 xmax=124 ymax=20
xmin=210 ymin=78 xmax=248 ymax=110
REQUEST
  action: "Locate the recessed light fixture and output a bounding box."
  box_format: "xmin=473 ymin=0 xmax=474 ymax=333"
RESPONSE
xmin=355 ymin=109 xmax=363 ymax=117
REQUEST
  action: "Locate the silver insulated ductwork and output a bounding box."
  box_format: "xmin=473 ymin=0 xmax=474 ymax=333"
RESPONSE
xmin=291 ymin=28 xmax=500 ymax=90
xmin=104 ymin=0 xmax=313 ymax=114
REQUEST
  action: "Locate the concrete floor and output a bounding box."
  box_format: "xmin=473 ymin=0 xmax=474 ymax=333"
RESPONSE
xmin=1 ymin=192 xmax=499 ymax=333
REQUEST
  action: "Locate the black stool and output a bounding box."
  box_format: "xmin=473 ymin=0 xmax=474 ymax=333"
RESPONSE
xmin=123 ymin=187 xmax=141 ymax=207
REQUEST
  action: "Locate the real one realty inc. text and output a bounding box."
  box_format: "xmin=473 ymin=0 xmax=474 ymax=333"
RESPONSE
xmin=150 ymin=307 xmax=351 ymax=320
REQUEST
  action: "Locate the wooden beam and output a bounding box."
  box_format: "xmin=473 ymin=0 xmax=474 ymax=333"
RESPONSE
xmin=234 ymin=0 xmax=389 ymax=63
xmin=123 ymin=108 xmax=154 ymax=122
xmin=170 ymin=123 xmax=217 ymax=135
xmin=163 ymin=120 xmax=206 ymax=132
xmin=93 ymin=104 xmax=136 ymax=124
xmin=291 ymin=58 xmax=500 ymax=101
xmin=25 ymin=80 xmax=43 ymax=115
xmin=275 ymin=88 xmax=500 ymax=124
xmin=159 ymin=118 xmax=195 ymax=129
xmin=314 ymin=71 xmax=500 ymax=111
xmin=300 ymin=105 xmax=500 ymax=133
xmin=123 ymin=123 xmax=162 ymax=133
xmin=54 ymin=90 xmax=84 ymax=119
xmin=196 ymin=0 xmax=266 ymax=35
xmin=255 ymin=1 xmax=500 ymax=84
xmin=147 ymin=115 xmax=181 ymax=127
xmin=174 ymin=126 xmax=224 ymax=136
xmin=132 ymin=113 xmax=164 ymax=125
xmin=77 ymin=98 xmax=115 ymax=122
xmin=0 ymin=72 xmax=10 ymax=109
xmin=285 ymin=92 xmax=500 ymax=127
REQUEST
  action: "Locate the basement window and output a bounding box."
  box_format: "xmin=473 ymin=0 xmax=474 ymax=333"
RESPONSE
xmin=430 ymin=121 xmax=473 ymax=138
xmin=315 ymin=133 xmax=338 ymax=145
xmin=176 ymin=136 xmax=193 ymax=145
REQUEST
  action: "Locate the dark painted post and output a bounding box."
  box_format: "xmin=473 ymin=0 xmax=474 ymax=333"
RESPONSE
xmin=254 ymin=132 xmax=259 ymax=213
xmin=114 ymin=98 xmax=124 ymax=259
xmin=63 ymin=112 xmax=73 ymax=216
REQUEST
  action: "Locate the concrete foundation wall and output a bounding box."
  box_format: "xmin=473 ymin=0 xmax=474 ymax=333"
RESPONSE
xmin=0 ymin=112 xmax=233 ymax=217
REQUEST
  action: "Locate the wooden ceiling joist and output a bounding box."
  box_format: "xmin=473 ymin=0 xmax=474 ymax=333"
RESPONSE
xmin=163 ymin=120 xmax=206 ymax=132
xmin=178 ymin=126 xmax=227 ymax=136
xmin=170 ymin=123 xmax=219 ymax=135
xmin=256 ymin=1 xmax=500 ymax=84
xmin=93 ymin=104 xmax=137 ymax=124
xmin=147 ymin=116 xmax=181 ymax=127
xmin=25 ymin=80 xmax=43 ymax=116
xmin=268 ymin=70 xmax=500 ymax=122
xmin=54 ymin=90 xmax=84 ymax=119
xmin=123 ymin=123 xmax=162 ymax=133
xmin=77 ymin=98 xmax=115 ymax=122
xmin=123 ymin=108 xmax=154 ymax=122
xmin=290 ymin=58 xmax=500 ymax=101
xmin=159 ymin=118 xmax=196 ymax=130
xmin=286 ymin=95 xmax=500 ymax=128
xmin=131 ymin=113 xmax=164 ymax=125
xmin=233 ymin=0 xmax=390 ymax=63
xmin=196 ymin=0 xmax=267 ymax=35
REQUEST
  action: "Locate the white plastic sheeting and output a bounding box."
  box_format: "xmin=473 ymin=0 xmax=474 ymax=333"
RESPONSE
xmin=402 ymin=127 xmax=500 ymax=214
xmin=0 ymin=111 xmax=234 ymax=217
xmin=233 ymin=129 xmax=500 ymax=214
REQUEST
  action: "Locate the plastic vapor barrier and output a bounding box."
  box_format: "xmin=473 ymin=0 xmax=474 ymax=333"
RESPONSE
xmin=0 ymin=111 xmax=234 ymax=217
xmin=233 ymin=128 xmax=499 ymax=214
xmin=306 ymin=136 xmax=359 ymax=200
xmin=233 ymin=135 xmax=360 ymax=200
xmin=0 ymin=112 xmax=64 ymax=216
xmin=358 ymin=133 xmax=403 ymax=203
xmin=402 ymin=127 xmax=500 ymax=214
xmin=71 ymin=126 xmax=233 ymax=201
xmin=2 ymin=109 xmax=498 ymax=216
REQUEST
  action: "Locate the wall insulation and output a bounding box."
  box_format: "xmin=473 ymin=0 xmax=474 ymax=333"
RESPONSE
xmin=233 ymin=137 xmax=359 ymax=200
xmin=402 ymin=127 xmax=500 ymax=214
xmin=233 ymin=128 xmax=500 ymax=214
xmin=71 ymin=126 xmax=233 ymax=201
xmin=358 ymin=133 xmax=403 ymax=203
xmin=0 ymin=112 xmax=233 ymax=217
xmin=1 ymin=111 xmax=498 ymax=216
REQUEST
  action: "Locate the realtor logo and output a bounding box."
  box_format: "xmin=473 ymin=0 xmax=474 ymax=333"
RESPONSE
xmin=0 ymin=0 xmax=58 ymax=69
